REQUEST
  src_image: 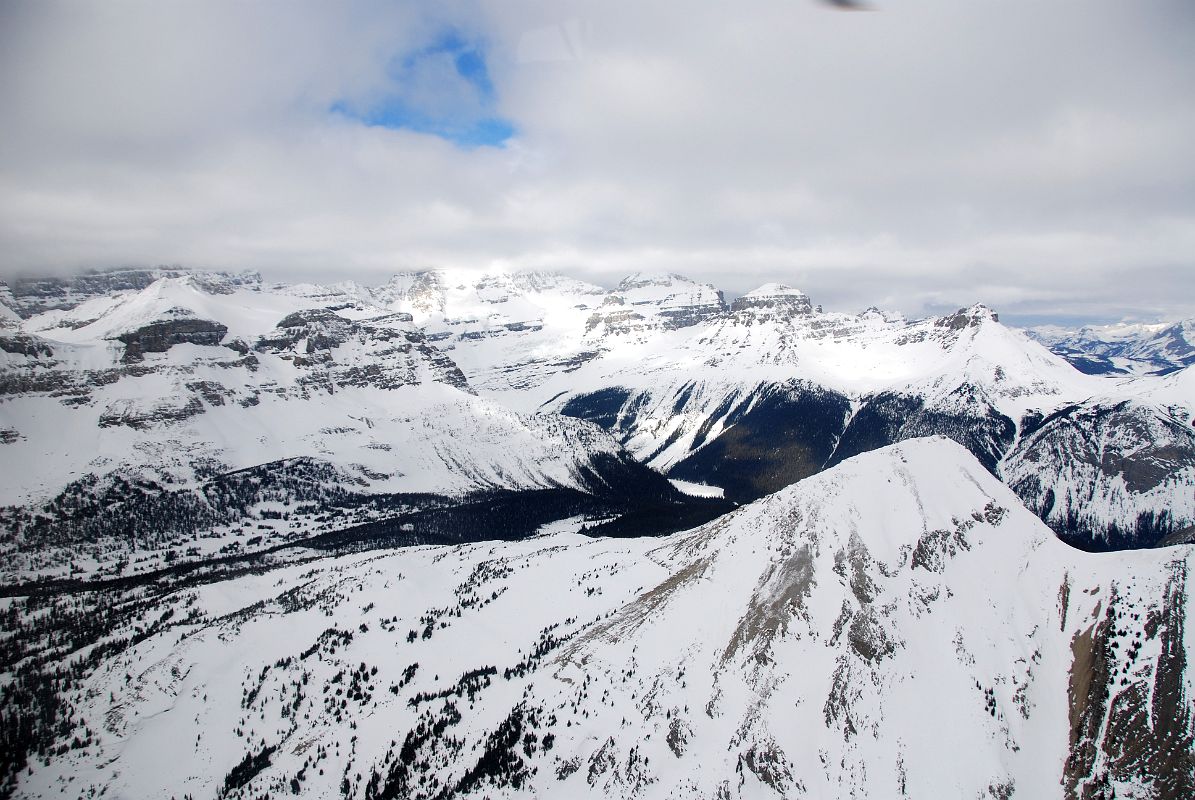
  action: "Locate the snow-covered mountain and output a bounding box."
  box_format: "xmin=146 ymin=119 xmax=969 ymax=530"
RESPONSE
xmin=11 ymin=439 xmax=1192 ymax=799
xmin=3 ymin=267 xmax=1195 ymax=799
xmin=0 ymin=273 xmax=715 ymax=584
xmin=1026 ymin=320 xmax=1195 ymax=376
xmin=417 ymin=273 xmax=1189 ymax=551
xmin=4 ymin=267 xmax=1194 ymax=562
xmin=2 ymin=266 xmax=261 ymax=319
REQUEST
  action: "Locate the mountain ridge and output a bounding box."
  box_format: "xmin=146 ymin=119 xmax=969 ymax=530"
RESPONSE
xmin=4 ymin=266 xmax=1193 ymax=556
xmin=10 ymin=438 xmax=1191 ymax=799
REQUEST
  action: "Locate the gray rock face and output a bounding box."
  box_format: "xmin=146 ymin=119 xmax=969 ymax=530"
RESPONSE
xmin=656 ymin=304 xmax=726 ymax=329
xmin=117 ymin=318 xmax=229 ymax=362
xmin=2 ymin=268 xmax=260 ymax=317
xmin=255 ymin=309 xmax=470 ymax=392
xmin=0 ymin=333 xmax=54 ymax=358
xmin=584 ymin=304 xmax=646 ymax=334
xmin=584 ymin=275 xmax=727 ymax=334
xmin=935 ymin=304 xmax=999 ymax=330
xmin=731 ymin=288 xmax=814 ymax=317
xmin=255 ymin=308 xmax=361 ymax=353
xmin=98 ymin=395 xmax=206 ymax=429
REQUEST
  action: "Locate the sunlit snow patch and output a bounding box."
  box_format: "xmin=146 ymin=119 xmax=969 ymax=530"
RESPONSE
xmin=668 ymin=478 xmax=725 ymax=498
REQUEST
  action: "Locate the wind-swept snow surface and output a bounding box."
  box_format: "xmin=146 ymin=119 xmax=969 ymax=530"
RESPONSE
xmin=16 ymin=439 xmax=1194 ymax=799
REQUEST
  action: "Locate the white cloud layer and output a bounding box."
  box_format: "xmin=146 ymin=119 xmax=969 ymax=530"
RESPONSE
xmin=2 ymin=0 xmax=1193 ymax=321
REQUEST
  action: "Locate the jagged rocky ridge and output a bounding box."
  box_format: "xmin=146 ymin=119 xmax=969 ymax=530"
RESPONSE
xmin=8 ymin=439 xmax=1193 ymax=799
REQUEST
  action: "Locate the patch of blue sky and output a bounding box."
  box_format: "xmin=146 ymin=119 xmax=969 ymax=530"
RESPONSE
xmin=334 ymin=29 xmax=515 ymax=148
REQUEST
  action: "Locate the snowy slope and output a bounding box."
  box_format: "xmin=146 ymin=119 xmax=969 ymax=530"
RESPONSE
xmin=5 ymin=266 xmax=1193 ymax=571
xmin=0 ymin=274 xmax=685 ymax=582
xmin=0 ymin=287 xmax=19 ymax=328
xmin=465 ymin=285 xmax=1192 ymax=548
xmin=1004 ymin=365 xmax=1195 ymax=549
xmin=532 ymin=302 xmax=1098 ymax=449
xmin=2 ymin=276 xmax=511 ymax=506
xmin=15 ymin=438 xmax=1193 ymax=799
xmin=1133 ymin=364 xmax=1195 ymax=411
xmin=404 ymin=270 xmax=610 ymax=393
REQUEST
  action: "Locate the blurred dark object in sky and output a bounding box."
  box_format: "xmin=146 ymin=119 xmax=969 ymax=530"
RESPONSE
xmin=822 ymin=0 xmax=871 ymax=9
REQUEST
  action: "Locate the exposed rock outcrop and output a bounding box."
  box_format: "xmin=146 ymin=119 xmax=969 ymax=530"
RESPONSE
xmin=117 ymin=318 xmax=228 ymax=362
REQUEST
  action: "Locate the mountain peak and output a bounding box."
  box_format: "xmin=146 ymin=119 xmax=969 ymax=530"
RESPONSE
xmin=741 ymin=282 xmax=806 ymax=298
xmin=731 ymin=283 xmax=814 ymax=316
xmin=614 ymin=271 xmax=698 ymax=291
xmin=935 ymin=303 xmax=999 ymax=330
xmin=858 ymin=306 xmax=906 ymax=324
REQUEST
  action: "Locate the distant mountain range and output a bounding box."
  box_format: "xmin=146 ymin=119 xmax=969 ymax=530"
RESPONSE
xmin=1025 ymin=319 xmax=1195 ymax=376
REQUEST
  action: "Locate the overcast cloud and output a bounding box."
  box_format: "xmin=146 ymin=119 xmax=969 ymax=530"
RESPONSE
xmin=1 ymin=0 xmax=1193 ymax=321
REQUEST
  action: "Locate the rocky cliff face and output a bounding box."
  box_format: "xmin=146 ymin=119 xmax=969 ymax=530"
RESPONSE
xmin=253 ymin=308 xmax=470 ymax=393
xmin=583 ymin=273 xmax=727 ymax=334
xmin=730 ymin=283 xmax=815 ymax=318
xmin=1 ymin=268 xmax=260 ymax=317
xmin=118 ymin=317 xmax=229 ymax=362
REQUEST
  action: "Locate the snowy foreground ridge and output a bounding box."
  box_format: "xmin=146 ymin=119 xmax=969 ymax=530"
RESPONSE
xmin=21 ymin=440 xmax=1194 ymax=800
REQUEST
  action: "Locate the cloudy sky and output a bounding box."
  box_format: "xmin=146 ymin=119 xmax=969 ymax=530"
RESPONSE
xmin=1 ymin=0 xmax=1193 ymax=322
